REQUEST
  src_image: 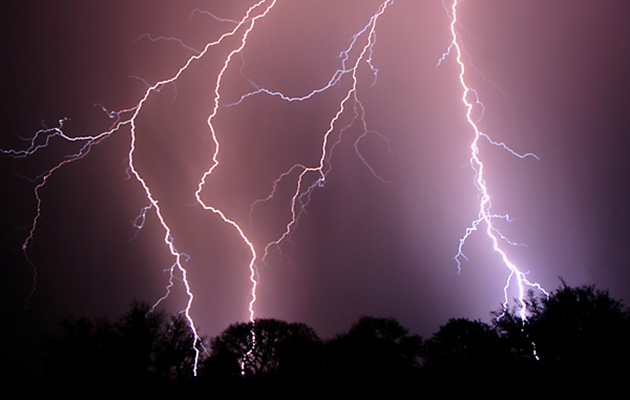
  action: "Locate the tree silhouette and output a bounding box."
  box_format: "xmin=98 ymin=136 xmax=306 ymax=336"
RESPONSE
xmin=422 ymin=318 xmax=510 ymax=377
xmin=38 ymin=282 xmax=630 ymax=386
xmin=494 ymin=281 xmax=630 ymax=380
xmin=203 ymin=318 xmax=322 ymax=380
xmin=41 ymin=301 xmax=200 ymax=382
xmin=41 ymin=314 xmax=118 ymax=380
xmin=115 ymin=301 xmax=166 ymax=378
xmin=324 ymin=316 xmax=422 ymax=380
xmin=153 ymin=312 xmax=200 ymax=380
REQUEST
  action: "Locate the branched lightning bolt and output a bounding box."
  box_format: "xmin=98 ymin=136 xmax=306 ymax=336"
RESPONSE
xmin=3 ymin=111 xmax=135 ymax=308
xmin=444 ymin=0 xmax=547 ymax=319
xmin=214 ymin=1 xmax=393 ymax=373
xmin=4 ymin=0 xmax=281 ymax=376
xmin=195 ymin=0 xmax=278 ymax=328
xmin=122 ymin=0 xmax=285 ymax=376
xmin=242 ymin=0 xmax=395 ymax=265
xmin=3 ymin=0 xmax=554 ymax=376
xmin=191 ymin=0 xmax=283 ymax=375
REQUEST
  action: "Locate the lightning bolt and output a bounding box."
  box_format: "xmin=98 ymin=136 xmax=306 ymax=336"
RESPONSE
xmin=193 ymin=1 xmax=281 ymax=373
xmin=4 ymin=0 xmax=394 ymax=377
xmin=4 ymin=0 xmax=281 ymax=376
xmin=3 ymin=112 xmax=135 ymax=308
xmin=242 ymin=0 xmax=395 ymax=265
xmin=443 ymin=0 xmax=548 ymax=319
xmin=3 ymin=0 xmax=553 ymax=377
xmin=216 ymin=0 xmax=393 ymax=375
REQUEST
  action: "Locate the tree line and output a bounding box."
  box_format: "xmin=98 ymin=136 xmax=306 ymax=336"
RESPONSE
xmin=37 ymin=281 xmax=630 ymax=389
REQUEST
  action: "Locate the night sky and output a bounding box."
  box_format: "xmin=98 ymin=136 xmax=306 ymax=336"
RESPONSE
xmin=2 ymin=0 xmax=629 ymax=374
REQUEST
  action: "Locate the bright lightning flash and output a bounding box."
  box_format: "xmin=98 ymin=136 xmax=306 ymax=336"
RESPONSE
xmin=2 ymin=0 xmax=552 ymax=377
xmin=3 ymin=0 xmax=281 ymax=376
xmin=242 ymin=0 xmax=394 ymax=265
xmin=444 ymin=0 xmax=548 ymax=319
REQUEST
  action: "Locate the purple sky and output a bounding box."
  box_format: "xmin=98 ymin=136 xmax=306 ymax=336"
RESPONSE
xmin=2 ymin=0 xmax=629 ymax=373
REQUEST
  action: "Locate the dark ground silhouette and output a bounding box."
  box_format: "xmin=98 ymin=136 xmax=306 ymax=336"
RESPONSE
xmin=14 ymin=282 xmax=630 ymax=392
